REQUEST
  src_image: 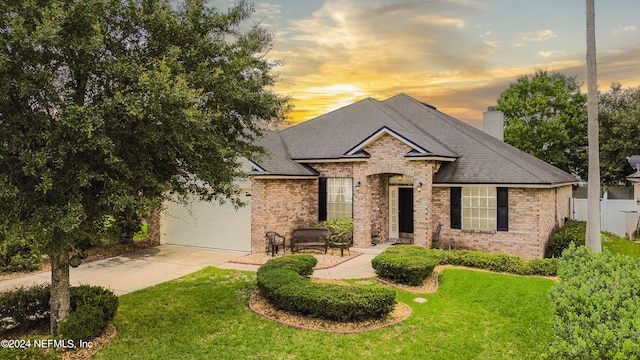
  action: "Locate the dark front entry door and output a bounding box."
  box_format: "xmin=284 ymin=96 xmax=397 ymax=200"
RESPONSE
xmin=398 ymin=188 xmax=414 ymax=234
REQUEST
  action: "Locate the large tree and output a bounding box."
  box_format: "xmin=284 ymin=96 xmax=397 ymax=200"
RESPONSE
xmin=497 ymin=70 xmax=588 ymax=180
xmin=599 ymin=83 xmax=640 ymax=185
xmin=0 ymin=0 xmax=288 ymax=335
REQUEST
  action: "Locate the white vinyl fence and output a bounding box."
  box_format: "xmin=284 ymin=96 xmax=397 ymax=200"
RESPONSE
xmin=572 ymin=198 xmax=639 ymax=237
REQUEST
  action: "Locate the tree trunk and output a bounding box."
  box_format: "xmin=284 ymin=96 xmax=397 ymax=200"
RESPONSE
xmin=49 ymin=243 xmax=71 ymax=335
xmin=585 ymin=0 xmax=602 ymax=252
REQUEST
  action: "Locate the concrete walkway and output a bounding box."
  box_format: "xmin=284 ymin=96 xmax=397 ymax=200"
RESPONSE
xmin=0 ymin=245 xmax=239 ymax=295
xmin=0 ymin=244 xmax=388 ymax=295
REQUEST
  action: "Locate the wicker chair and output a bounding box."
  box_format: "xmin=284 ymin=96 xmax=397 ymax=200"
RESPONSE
xmin=330 ymin=231 xmax=353 ymax=257
xmin=265 ymin=231 xmax=286 ymax=256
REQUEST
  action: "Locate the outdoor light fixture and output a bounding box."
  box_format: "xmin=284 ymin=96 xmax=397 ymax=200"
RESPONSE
xmin=355 ymin=181 xmax=361 ymax=191
xmin=417 ymin=182 xmax=423 ymax=192
xmin=398 ymin=175 xmax=402 ymax=181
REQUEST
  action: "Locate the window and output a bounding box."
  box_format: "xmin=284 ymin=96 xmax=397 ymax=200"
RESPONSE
xmin=462 ymin=186 xmax=496 ymax=229
xmin=451 ymin=187 xmax=508 ymax=231
xmin=322 ymin=178 xmax=353 ymax=220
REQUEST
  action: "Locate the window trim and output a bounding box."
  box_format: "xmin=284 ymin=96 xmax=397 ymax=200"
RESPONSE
xmin=319 ymin=177 xmax=353 ymax=221
xmin=450 ymin=186 xmax=508 ymax=231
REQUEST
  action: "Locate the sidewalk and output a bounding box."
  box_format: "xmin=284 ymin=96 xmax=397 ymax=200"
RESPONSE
xmin=219 ymin=244 xmax=388 ymax=279
xmin=1 ymin=244 xmax=388 ymax=295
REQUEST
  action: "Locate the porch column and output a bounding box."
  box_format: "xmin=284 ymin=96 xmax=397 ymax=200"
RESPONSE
xmin=353 ymin=168 xmax=371 ymax=248
xmin=413 ymin=163 xmax=434 ymax=247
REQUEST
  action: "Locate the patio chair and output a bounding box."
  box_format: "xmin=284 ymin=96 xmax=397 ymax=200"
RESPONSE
xmin=330 ymin=231 xmax=353 ymax=257
xmin=431 ymin=223 xmax=444 ymax=249
xmin=265 ymin=231 xmax=286 ymax=256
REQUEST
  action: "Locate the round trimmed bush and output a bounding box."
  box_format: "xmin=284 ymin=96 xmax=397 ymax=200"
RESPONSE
xmin=59 ymin=285 xmax=118 ymax=341
xmin=257 ymin=255 xmax=396 ymax=322
xmin=371 ymin=245 xmax=439 ymax=286
xmin=545 ymin=220 xmax=586 ymax=258
xmin=257 ymin=254 xmax=317 ymax=277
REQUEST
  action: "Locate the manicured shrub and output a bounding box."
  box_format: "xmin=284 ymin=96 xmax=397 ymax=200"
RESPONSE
xmin=425 ymin=248 xmax=558 ymax=276
xmin=525 ymin=258 xmax=558 ymax=276
xmin=58 ymin=305 xmax=107 ymax=341
xmin=257 ymin=255 xmax=396 ymax=322
xmin=0 ymin=284 xmax=50 ymax=333
xmin=70 ymin=285 xmax=119 ymax=321
xmin=257 ymin=254 xmax=317 ymax=277
xmin=546 ymin=244 xmax=640 ymax=359
xmin=0 ymin=284 xmax=117 ymax=338
xmin=372 ymin=245 xmax=439 ymax=286
xmin=60 ymin=286 xmax=118 ymax=341
xmin=545 ymin=220 xmax=586 ymax=258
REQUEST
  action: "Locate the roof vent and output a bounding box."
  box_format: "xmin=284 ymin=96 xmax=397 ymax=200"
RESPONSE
xmin=482 ymin=106 xmax=504 ymax=141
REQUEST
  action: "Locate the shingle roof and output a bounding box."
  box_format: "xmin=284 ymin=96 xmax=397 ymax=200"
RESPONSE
xmin=251 ymin=131 xmax=317 ymax=176
xmin=253 ymin=93 xmax=577 ymax=185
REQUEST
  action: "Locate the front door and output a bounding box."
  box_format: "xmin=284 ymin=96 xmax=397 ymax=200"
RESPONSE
xmin=398 ymin=187 xmax=414 ymax=236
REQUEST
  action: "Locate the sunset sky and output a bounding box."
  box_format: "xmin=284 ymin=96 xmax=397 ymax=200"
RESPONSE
xmin=216 ymin=0 xmax=640 ymax=128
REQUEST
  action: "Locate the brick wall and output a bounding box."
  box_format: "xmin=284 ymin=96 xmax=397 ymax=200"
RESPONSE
xmin=432 ymin=185 xmax=573 ymax=259
xmin=250 ymin=178 xmax=318 ymax=253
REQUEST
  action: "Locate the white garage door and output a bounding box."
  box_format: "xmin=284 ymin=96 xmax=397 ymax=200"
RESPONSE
xmin=160 ymin=191 xmax=251 ymax=253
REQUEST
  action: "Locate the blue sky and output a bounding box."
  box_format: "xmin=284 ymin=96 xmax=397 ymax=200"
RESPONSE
xmin=213 ymin=0 xmax=640 ymax=127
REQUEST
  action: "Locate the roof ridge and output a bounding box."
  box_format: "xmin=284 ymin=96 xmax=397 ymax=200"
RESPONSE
xmin=280 ymin=97 xmax=378 ymax=133
xmin=380 ymin=95 xmax=458 ymax=156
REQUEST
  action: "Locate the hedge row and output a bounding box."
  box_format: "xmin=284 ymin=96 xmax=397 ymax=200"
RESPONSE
xmin=371 ymin=246 xmax=558 ymax=279
xmin=546 ymin=245 xmax=640 ymax=359
xmin=257 ymin=254 xmax=396 ymax=322
xmin=430 ymin=249 xmax=558 ymax=276
xmin=371 ymin=245 xmax=439 ymax=286
xmin=0 ymin=284 xmax=118 ymax=341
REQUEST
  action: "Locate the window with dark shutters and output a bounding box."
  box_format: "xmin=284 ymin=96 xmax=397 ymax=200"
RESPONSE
xmin=497 ymin=187 xmax=508 ymax=231
xmin=450 ymin=187 xmax=461 ymax=229
xmin=318 ymin=177 xmax=327 ymax=222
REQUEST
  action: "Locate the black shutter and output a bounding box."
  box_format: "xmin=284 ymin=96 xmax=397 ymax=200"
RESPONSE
xmin=497 ymin=187 xmax=508 ymax=231
xmin=318 ymin=177 xmax=327 ymax=222
xmin=450 ymin=187 xmax=461 ymax=229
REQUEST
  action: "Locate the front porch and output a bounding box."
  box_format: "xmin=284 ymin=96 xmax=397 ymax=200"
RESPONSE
xmin=352 ymin=169 xmax=437 ymax=249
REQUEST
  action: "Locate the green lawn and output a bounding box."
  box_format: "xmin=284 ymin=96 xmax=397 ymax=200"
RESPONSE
xmin=603 ymin=232 xmax=640 ymax=258
xmin=94 ymin=267 xmax=555 ymax=360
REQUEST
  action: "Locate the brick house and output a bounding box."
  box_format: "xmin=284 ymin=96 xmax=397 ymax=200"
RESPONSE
xmin=249 ymin=94 xmax=577 ymax=259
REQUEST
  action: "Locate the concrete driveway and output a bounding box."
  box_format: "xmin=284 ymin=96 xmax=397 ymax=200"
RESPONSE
xmin=1 ymin=244 xmax=381 ymax=296
xmin=0 ymin=245 xmax=240 ymax=295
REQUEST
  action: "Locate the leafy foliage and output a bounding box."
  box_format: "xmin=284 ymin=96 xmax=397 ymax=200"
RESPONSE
xmin=0 ymin=284 xmax=51 ymax=333
xmin=427 ymin=248 xmax=558 ymax=276
xmin=497 ymin=70 xmax=587 ymax=179
xmin=256 ymin=254 xmax=317 ymax=278
xmin=0 ymin=235 xmax=41 ymax=273
xmin=545 ymin=220 xmax=586 ymax=258
xmin=598 ymin=83 xmax=640 ymax=185
xmin=0 ymin=284 xmax=117 ymax=337
xmin=59 ymin=286 xmax=118 ymax=341
xmin=546 ymin=245 xmax=640 ymax=359
xmin=257 ymin=255 xmax=396 ymax=322
xmin=371 ymin=245 xmax=439 ymax=286
xmin=0 ymin=0 xmax=287 ymax=333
